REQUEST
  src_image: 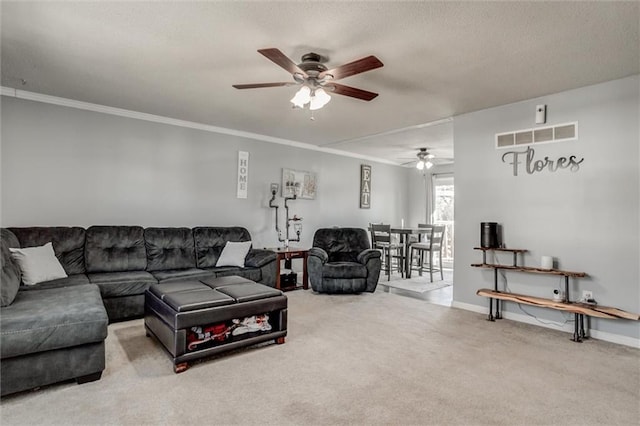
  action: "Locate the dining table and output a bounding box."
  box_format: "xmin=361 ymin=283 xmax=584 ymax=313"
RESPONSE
xmin=390 ymin=226 xmax=433 ymax=278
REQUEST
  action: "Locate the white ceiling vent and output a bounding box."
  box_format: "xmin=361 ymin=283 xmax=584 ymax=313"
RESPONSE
xmin=495 ymin=122 xmax=578 ymax=149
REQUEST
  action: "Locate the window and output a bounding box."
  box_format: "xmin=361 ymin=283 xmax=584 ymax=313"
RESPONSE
xmin=432 ymin=174 xmax=454 ymax=268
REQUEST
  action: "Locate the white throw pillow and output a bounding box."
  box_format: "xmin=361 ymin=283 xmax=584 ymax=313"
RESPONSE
xmin=215 ymin=241 xmax=252 ymax=268
xmin=9 ymin=242 xmax=68 ymax=285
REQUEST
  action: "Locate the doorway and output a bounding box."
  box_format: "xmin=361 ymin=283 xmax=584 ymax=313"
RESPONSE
xmin=431 ymin=174 xmax=454 ymax=269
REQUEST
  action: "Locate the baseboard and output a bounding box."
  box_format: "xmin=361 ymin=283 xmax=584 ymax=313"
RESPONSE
xmin=451 ymin=301 xmax=640 ymax=349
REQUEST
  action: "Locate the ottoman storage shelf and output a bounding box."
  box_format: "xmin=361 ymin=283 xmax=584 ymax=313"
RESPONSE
xmin=144 ymin=276 xmax=288 ymax=373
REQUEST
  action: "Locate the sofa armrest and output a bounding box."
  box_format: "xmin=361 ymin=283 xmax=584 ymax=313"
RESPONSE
xmin=308 ymin=247 xmax=328 ymax=264
xmin=357 ymin=248 xmax=381 ymax=264
xmin=245 ymin=249 xmax=277 ymax=268
xmin=308 ymin=247 xmax=328 ymax=292
xmin=361 ymin=249 xmax=382 ymax=293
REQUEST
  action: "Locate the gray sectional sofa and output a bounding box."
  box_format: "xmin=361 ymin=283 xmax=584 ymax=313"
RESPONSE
xmin=0 ymin=225 xmax=277 ymax=396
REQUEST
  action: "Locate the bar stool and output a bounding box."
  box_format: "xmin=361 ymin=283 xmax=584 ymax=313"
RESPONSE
xmin=370 ymin=223 xmax=404 ymax=280
xmin=409 ymin=225 xmax=445 ymax=282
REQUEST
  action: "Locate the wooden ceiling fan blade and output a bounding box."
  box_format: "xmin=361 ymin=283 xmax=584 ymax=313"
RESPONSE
xmin=232 ymin=82 xmax=292 ymax=89
xmin=327 ymin=83 xmax=378 ymax=101
xmin=258 ymin=48 xmax=307 ymax=77
xmin=319 ymin=55 xmax=383 ymax=80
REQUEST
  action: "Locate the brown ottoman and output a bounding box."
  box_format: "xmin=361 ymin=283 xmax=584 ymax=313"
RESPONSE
xmin=144 ymin=276 xmax=288 ymax=372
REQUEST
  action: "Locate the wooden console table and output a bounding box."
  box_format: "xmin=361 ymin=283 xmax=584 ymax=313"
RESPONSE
xmin=472 ymin=247 xmax=639 ymax=342
xmin=269 ymin=247 xmax=309 ymax=291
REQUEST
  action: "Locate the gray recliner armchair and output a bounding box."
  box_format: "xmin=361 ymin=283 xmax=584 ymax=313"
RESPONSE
xmin=308 ymin=227 xmax=381 ymax=294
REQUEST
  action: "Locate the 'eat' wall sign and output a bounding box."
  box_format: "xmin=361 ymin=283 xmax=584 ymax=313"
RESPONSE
xmin=360 ymin=164 xmax=371 ymax=209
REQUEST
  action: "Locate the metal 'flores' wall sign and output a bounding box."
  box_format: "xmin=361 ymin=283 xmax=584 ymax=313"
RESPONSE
xmin=496 ymin=122 xmax=583 ymax=176
xmin=501 ymin=146 xmax=584 ymax=176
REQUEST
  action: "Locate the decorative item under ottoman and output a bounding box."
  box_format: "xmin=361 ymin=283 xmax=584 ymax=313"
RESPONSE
xmin=144 ymin=275 xmax=287 ymax=373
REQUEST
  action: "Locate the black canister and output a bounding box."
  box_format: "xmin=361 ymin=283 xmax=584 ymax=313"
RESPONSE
xmin=480 ymin=222 xmax=499 ymax=248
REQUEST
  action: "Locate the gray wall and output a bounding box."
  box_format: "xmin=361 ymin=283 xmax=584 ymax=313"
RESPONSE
xmin=453 ymin=75 xmax=639 ymax=341
xmin=0 ymin=96 xmax=410 ymax=248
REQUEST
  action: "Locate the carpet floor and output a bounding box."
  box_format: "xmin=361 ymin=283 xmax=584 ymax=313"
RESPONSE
xmin=1 ymin=288 xmax=639 ymax=425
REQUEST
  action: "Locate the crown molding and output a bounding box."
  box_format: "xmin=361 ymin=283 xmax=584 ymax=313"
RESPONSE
xmin=321 ymin=116 xmax=453 ymax=147
xmin=1 ymin=86 xmax=398 ymax=166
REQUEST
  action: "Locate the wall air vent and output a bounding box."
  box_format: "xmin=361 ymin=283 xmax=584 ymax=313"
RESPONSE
xmin=495 ymin=122 xmax=577 ymax=149
xmin=515 ymin=131 xmax=533 ymax=145
xmin=497 ymin=133 xmax=514 ymax=147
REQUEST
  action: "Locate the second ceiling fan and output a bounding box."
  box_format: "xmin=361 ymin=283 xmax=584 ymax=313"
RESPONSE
xmin=402 ymin=148 xmax=453 ymax=170
xmin=232 ymin=48 xmax=384 ymax=110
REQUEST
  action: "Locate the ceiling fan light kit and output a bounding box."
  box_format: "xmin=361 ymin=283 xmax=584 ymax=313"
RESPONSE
xmin=291 ymin=86 xmax=331 ymax=110
xmin=309 ymin=88 xmax=331 ymax=110
xmin=290 ymin=86 xmax=311 ymax=108
xmin=405 ymin=148 xmax=438 ymax=170
xmin=416 ymin=159 xmax=434 ymax=170
xmin=233 ymin=48 xmax=383 ymax=113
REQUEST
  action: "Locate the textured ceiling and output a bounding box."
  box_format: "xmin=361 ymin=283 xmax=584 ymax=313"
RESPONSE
xmin=2 ymin=1 xmax=638 ymax=166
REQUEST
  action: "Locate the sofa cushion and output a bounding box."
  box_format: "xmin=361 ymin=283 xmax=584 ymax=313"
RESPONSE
xmin=88 ymin=271 xmax=156 ymax=298
xmin=17 ymin=274 xmax=91 ymax=291
xmin=207 ymin=266 xmax=262 ymax=282
xmin=9 ymin=243 xmax=68 ymax=285
xmin=0 ymin=231 xmax=21 ymax=307
xmin=86 ymin=226 xmax=147 ymax=273
xmin=322 ymin=262 xmax=368 ymax=278
xmin=0 ymin=284 xmax=108 ymax=359
xmin=245 ymin=249 xmax=277 ymax=268
xmin=1 ymin=228 xmax=20 ymax=249
xmin=193 ymin=227 xmax=252 ymax=268
xmin=144 ymin=227 xmax=196 ymax=272
xmin=9 ymin=227 xmax=87 ymax=275
xmin=328 ymin=251 xmax=360 ymax=263
xmin=316 ymin=278 xmax=367 ymax=294
xmin=150 ymin=268 xmax=212 ymax=283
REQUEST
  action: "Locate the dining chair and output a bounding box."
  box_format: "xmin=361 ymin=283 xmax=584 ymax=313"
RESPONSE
xmin=407 ymin=224 xmax=432 ymax=278
xmin=409 ymin=224 xmax=445 ymax=282
xmin=370 ymin=224 xmax=404 ymax=280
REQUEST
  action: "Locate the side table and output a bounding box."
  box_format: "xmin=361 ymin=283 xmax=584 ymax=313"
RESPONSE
xmin=267 ymin=247 xmax=309 ymax=291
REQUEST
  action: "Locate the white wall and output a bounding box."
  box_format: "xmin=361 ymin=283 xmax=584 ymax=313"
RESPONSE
xmin=453 ymin=75 xmax=640 ymax=342
xmin=0 ymin=96 xmax=410 ymax=249
xmin=406 ymin=170 xmax=428 ymax=226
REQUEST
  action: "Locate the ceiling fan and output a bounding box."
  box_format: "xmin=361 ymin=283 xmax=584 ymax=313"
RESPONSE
xmin=401 ymin=148 xmax=452 ymax=170
xmin=232 ymin=48 xmax=384 ymax=110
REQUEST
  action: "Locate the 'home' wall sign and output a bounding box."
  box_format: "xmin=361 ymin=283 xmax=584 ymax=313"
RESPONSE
xmin=237 ymin=151 xmax=249 ymax=198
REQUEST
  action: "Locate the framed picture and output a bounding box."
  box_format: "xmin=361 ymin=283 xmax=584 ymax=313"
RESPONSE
xmin=282 ymin=168 xmax=317 ymax=199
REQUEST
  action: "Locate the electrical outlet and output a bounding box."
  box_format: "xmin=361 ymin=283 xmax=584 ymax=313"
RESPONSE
xmin=582 ymin=290 xmax=593 ymax=300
